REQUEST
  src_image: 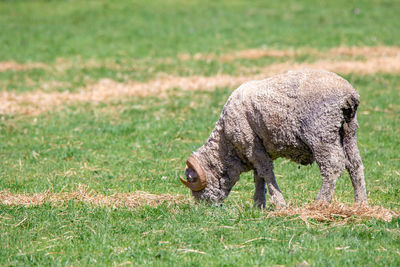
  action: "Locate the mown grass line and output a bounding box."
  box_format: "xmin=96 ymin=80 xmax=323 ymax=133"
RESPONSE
xmin=1 ymin=45 xmax=399 ymax=96
xmin=1 ymin=186 xmax=398 ymax=223
xmin=1 ymin=54 xmax=400 ymax=115
xmin=1 ymin=46 xmax=399 ymax=72
xmin=0 ymin=184 xmax=186 ymax=209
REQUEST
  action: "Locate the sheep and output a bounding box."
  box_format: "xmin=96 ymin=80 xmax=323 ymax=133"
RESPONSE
xmin=180 ymin=69 xmax=367 ymax=208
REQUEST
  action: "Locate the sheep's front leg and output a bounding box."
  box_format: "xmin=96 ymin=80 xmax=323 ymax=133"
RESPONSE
xmin=253 ymin=171 xmax=266 ymax=208
xmin=265 ymin=167 xmax=287 ymax=208
xmin=254 ymin=161 xmax=286 ymax=209
xmin=249 ymin=140 xmax=286 ymax=208
xmin=314 ymin=144 xmax=346 ymax=202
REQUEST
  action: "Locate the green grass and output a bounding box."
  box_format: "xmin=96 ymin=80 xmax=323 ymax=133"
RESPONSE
xmin=1 ymin=75 xmax=399 ymax=266
xmin=1 ymin=204 xmax=399 ymax=266
xmin=1 ymin=0 xmax=400 ymax=63
xmin=1 ymin=0 xmax=400 ymax=266
xmin=2 ymin=0 xmax=400 ymax=93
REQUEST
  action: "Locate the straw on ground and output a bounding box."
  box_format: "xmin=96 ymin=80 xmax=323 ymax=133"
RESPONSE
xmin=1 ymin=50 xmax=400 ymax=115
xmin=1 ymin=185 xmax=398 ymax=223
xmin=0 ymin=184 xmax=185 ymax=209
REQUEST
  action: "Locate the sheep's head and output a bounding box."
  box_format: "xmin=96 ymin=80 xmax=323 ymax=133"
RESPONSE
xmin=180 ymin=154 xmax=232 ymax=203
xmin=180 ymin=154 xmax=207 ymax=192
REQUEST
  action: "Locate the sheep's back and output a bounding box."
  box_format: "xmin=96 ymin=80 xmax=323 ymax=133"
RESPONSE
xmin=220 ymin=69 xmax=358 ymax=163
xmin=260 ymin=69 xmax=356 ymax=100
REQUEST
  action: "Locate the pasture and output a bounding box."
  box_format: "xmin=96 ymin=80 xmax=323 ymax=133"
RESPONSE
xmin=0 ymin=0 xmax=399 ymax=265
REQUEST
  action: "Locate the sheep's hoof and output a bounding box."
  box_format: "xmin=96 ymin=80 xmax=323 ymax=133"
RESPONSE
xmin=273 ymin=202 xmax=287 ymax=210
xmin=270 ymin=195 xmax=287 ymax=209
xmin=354 ymin=196 xmax=368 ymax=205
xmin=354 ymin=199 xmax=368 ymax=207
xmin=254 ymin=201 xmax=266 ymax=209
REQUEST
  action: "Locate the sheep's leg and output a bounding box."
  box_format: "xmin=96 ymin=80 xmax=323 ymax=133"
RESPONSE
xmin=253 ymin=171 xmax=266 ymax=208
xmin=254 ymin=160 xmax=286 ymax=208
xmin=265 ymin=168 xmax=287 ymax=208
xmin=246 ymin=138 xmax=286 ymax=208
xmin=314 ymin=144 xmax=346 ymax=202
xmin=342 ymin=121 xmax=367 ymax=203
xmin=346 ymin=149 xmax=367 ymax=203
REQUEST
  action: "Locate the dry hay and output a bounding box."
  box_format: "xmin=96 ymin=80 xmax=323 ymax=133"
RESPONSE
xmin=327 ymin=46 xmax=400 ymax=57
xmin=1 ymin=187 xmax=398 ymax=223
xmin=180 ymin=46 xmax=400 ymax=62
xmin=0 ymin=74 xmax=253 ymax=115
xmin=2 ymin=46 xmax=399 ymax=73
xmin=1 ymin=45 xmax=400 ymax=115
xmin=0 ymin=185 xmax=185 ymax=209
xmin=0 ymin=61 xmax=48 ymax=72
xmin=1 ymin=54 xmax=400 ymax=116
xmin=269 ymin=201 xmax=399 ymax=223
xmin=261 ymin=56 xmax=400 ymax=76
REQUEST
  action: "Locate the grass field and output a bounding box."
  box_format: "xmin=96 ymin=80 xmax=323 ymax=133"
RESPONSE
xmin=1 ymin=0 xmax=399 ymax=266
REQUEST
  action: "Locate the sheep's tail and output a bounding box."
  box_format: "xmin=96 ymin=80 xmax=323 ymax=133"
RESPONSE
xmin=340 ymin=92 xmax=367 ymax=203
xmin=342 ymin=93 xmax=359 ymax=123
xmin=340 ymin=92 xmax=360 ymax=166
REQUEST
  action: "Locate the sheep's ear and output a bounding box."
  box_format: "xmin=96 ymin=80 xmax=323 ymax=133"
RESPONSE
xmin=180 ymin=155 xmax=207 ymax=191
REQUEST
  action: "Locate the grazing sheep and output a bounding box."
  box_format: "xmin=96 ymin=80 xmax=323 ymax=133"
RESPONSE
xmin=180 ymin=69 xmax=367 ymax=208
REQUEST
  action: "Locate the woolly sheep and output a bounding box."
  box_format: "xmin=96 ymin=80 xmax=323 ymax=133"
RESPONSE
xmin=180 ymin=69 xmax=367 ymax=208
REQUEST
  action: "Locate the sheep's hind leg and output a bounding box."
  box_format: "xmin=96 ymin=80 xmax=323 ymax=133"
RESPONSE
xmin=343 ymin=120 xmax=367 ymax=203
xmin=314 ymin=144 xmax=346 ymax=203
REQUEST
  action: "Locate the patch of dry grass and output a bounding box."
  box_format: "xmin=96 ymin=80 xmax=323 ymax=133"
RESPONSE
xmin=179 ymin=46 xmax=400 ymax=62
xmin=261 ymin=56 xmax=400 ymax=75
xmin=1 ymin=54 xmax=400 ymax=115
xmin=0 ymin=74 xmax=252 ymax=115
xmin=1 ymin=187 xmax=398 ymax=223
xmin=0 ymin=185 xmax=186 ymax=209
xmin=1 ymin=45 xmax=399 ymax=115
xmin=269 ymin=201 xmax=399 ymax=223
xmin=0 ymin=61 xmax=48 ymax=72
xmin=327 ymin=46 xmax=400 ymax=57
xmin=1 ymin=46 xmax=399 ymax=73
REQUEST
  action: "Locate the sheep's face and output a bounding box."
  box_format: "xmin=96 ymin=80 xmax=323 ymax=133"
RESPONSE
xmin=190 ymin=181 xmax=228 ymax=204
xmin=180 ymin=155 xmax=230 ymax=203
